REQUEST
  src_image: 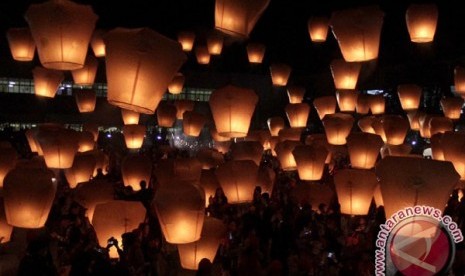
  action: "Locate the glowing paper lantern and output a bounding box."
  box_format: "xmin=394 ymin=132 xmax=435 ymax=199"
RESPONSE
xmin=83 ymin=123 xmax=99 ymax=142
xmin=246 ymin=43 xmax=265 ymax=64
xmin=336 ymin=90 xmax=358 ymax=112
xmin=215 ymin=160 xmax=259 ymax=203
xmin=230 ymin=141 xmax=263 ymax=166
xmin=419 ymin=114 xmax=437 ymax=138
xmin=197 ymin=149 xmax=224 ymax=170
xmin=0 ymin=145 xmax=17 ymax=188
xmin=93 ymin=201 xmax=146 ymax=258
xmin=406 ymin=111 xmax=423 ymax=131
xmin=155 ymin=158 xmax=203 ymax=186
xmin=74 ymin=89 xmax=96 ymax=113
xmin=200 ymin=170 xmax=220 ymax=207
xmin=90 ymin=29 xmax=106 ymax=57
xmin=121 ymin=109 xmax=140 ymax=125
xmin=291 ymin=183 xmax=334 ymax=211
xmin=183 ymin=111 xmax=207 ymax=137
xmin=380 ymin=144 xmax=412 ymax=159
xmin=178 ymin=217 xmax=226 ymax=270
xmin=175 ymin=100 xmax=195 ymax=120
xmin=406 ymin=4 xmax=438 ymax=43
xmin=305 ymin=134 xmax=332 ymax=164
xmin=278 ymin=128 xmax=302 ymax=142
xmin=6 ymin=27 xmax=36 ymax=61
xmin=168 ymin=73 xmax=185 ymax=95
xmin=441 ymin=97 xmax=464 ymax=120
xmin=121 ymin=155 xmax=151 ymax=191
xmin=357 ymin=116 xmax=376 ymax=134
xmin=376 ymin=156 xmax=460 ymax=218
xmin=307 ymin=17 xmax=329 ymax=43
xmin=313 ymin=96 xmax=337 ymax=120
xmin=210 ymin=128 xmax=230 ymax=142
xmin=322 ymin=113 xmax=354 ymax=145
xmin=429 ymin=117 xmax=453 ymax=136
xmin=104 ymin=28 xmax=186 ymax=114
xmin=209 ymin=85 xmax=258 ymax=138
xmin=3 ymin=167 xmax=56 ymax=228
xmin=215 ymin=0 xmax=270 ymax=37
xmin=178 ymin=31 xmax=195 ymax=52
xmin=334 ymin=169 xmax=377 ymax=215
xmin=397 ymin=84 xmax=422 ymax=111
xmin=77 ymin=131 xmax=95 ymax=152
xmin=287 ymin=86 xmax=305 ymax=104
xmin=285 ymin=103 xmax=310 ymax=128
xmin=330 ymin=6 xmax=384 ymax=62
xmin=36 ymin=128 xmax=79 ymax=169
xmin=330 ymin=59 xmax=361 ymax=90
xmin=0 ymin=199 xmax=13 ymax=243
xmin=270 ymin=64 xmax=291 ymax=86
xmin=153 ymin=182 xmax=205 ymax=243
xmin=74 ymin=179 xmax=113 ymax=221
xmin=64 ymin=153 xmax=96 ymax=188
xmin=32 ymin=66 xmax=64 ymax=98
xmin=157 ymin=103 xmax=177 ymax=128
xmin=25 ymin=128 xmax=40 ymax=153
xmin=245 ymin=130 xmax=272 ymax=150
xmin=207 ymin=33 xmax=224 ymax=55
xmin=441 ymin=132 xmax=465 ymax=180
xmin=267 ymin=117 xmax=285 ymax=137
xmin=372 ymin=116 xmax=409 ymax=145
xmin=454 ymin=66 xmax=465 ymax=97
xmin=292 ymin=145 xmax=328 ymax=181
xmin=71 ymin=56 xmax=98 ymax=86
xmin=369 ymin=94 xmax=385 ymax=115
xmin=196 ymin=46 xmax=210 ymax=65
xmin=275 ymin=140 xmax=301 ymax=171
xmin=356 ymin=94 xmax=371 ymax=115
xmin=122 ymin=125 xmax=146 ymax=149
xmin=25 ymin=0 xmax=98 ymax=70
xmin=347 ymin=132 xmax=383 ymax=169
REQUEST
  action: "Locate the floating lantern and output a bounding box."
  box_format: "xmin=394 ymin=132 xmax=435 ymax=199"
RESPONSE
xmin=305 ymin=134 xmax=332 ymax=164
xmin=369 ymin=94 xmax=385 ymax=115
xmin=122 ymin=125 xmax=146 ymax=149
xmin=157 ymin=103 xmax=177 ymax=128
xmin=215 ymin=160 xmax=259 ymax=204
xmin=74 ymin=179 xmax=114 ymax=221
xmin=183 ymin=111 xmax=207 ymax=137
xmin=429 ymin=117 xmax=453 ymax=136
xmin=245 ymin=130 xmax=272 ymax=150
xmin=71 ymin=55 xmax=98 ymax=86
xmin=270 ymin=63 xmax=291 ymax=86
xmin=36 ymin=128 xmax=79 ymax=169
xmin=397 ymin=84 xmax=422 ymax=111
xmin=330 ymin=59 xmax=361 ymax=90
xmin=313 ymin=96 xmax=337 ymax=120
xmin=121 ymin=154 xmax=151 ymax=191
xmin=121 ymin=109 xmax=140 ymax=125
xmin=406 ymin=4 xmax=438 ymax=43
xmin=210 ymin=128 xmax=230 ymax=142
xmin=336 ymin=90 xmax=358 ymax=112
xmin=206 ymin=33 xmax=224 ymax=55
xmin=275 ymin=140 xmax=301 ymax=171
xmin=285 ymin=103 xmax=310 ymax=128
xmin=0 ymin=199 xmax=13 ymax=243
xmin=200 ymin=170 xmax=220 ymax=207
xmin=357 ymin=116 xmax=376 ymax=134
xmin=419 ymin=114 xmax=437 ymax=138
xmin=287 ymin=86 xmax=305 ymax=104
xmin=64 ymin=153 xmax=96 ymax=188
xmin=322 ymin=113 xmax=354 ymax=145
xmin=6 ymin=27 xmax=36 ymax=61
xmin=440 ymin=97 xmax=464 ymax=120
xmin=347 ymin=132 xmax=383 ymax=169
xmin=441 ymin=132 xmax=465 ymax=180
xmin=246 ymin=43 xmax=265 ymax=64
xmin=230 ymin=141 xmax=263 ymax=166
xmin=178 ymin=31 xmax=195 ymax=52
xmin=267 ymin=117 xmax=285 ymax=137
xmin=77 ymin=131 xmax=95 ymax=152
xmin=356 ymin=94 xmax=371 ymax=115
xmin=25 ymin=128 xmax=40 ymax=153
xmin=195 ymin=46 xmax=210 ymax=65
xmin=292 ymin=145 xmax=328 ymax=181
xmin=454 ymin=66 xmax=465 ymax=97
xmin=75 ymin=89 xmax=96 ymax=113
xmin=406 ymin=111 xmax=423 ymax=131
xmin=32 ymin=66 xmax=64 ymax=98
xmin=307 ymin=17 xmax=329 ymax=43
xmin=0 ymin=145 xmax=17 ymax=188
xmin=168 ymin=73 xmax=185 ymax=95
xmin=372 ymin=115 xmax=409 ymax=145
xmin=175 ymin=100 xmax=195 ymax=120
xmin=90 ymin=29 xmax=106 ymax=57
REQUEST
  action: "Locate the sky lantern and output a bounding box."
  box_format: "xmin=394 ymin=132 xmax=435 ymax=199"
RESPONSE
xmin=215 ymin=160 xmax=259 ymax=204
xmin=74 ymin=89 xmax=96 ymax=113
xmin=369 ymin=94 xmax=385 ymax=115
xmin=305 ymin=134 xmax=332 ymax=164
xmin=36 ymin=128 xmax=79 ymax=169
xmin=196 ymin=149 xmax=224 ymax=170
xmin=372 ymin=115 xmax=409 ymax=145
xmin=0 ymin=199 xmax=13 ymax=244
xmin=3 ymin=167 xmax=56 ymax=228
xmin=376 ymin=156 xmax=460 ymax=218
xmin=168 ymin=73 xmax=185 ymax=95
xmin=121 ymin=154 xmax=151 ymax=191
xmin=90 ymin=29 xmax=106 ymax=57
xmin=83 ymin=123 xmax=99 ymax=142
xmin=356 ymin=94 xmax=371 ymax=115
xmin=178 ymin=217 xmax=226 ymax=270
xmin=0 ymin=144 xmax=17 ymax=188
xmin=214 ymin=0 xmax=270 ymax=37
xmin=246 ymin=42 xmax=265 ymax=64
xmin=64 ymin=152 xmax=96 ymax=188
xmin=397 ymin=84 xmax=422 ymax=111
xmin=292 ymin=144 xmax=328 ymax=181
xmin=25 ymin=0 xmax=98 ymax=70
xmin=178 ymin=31 xmax=195 ymax=52
xmin=245 ymin=130 xmax=272 ymax=150
xmin=287 ymin=86 xmax=305 ymax=104
xmin=71 ymin=56 xmax=98 ymax=86
xmin=183 ymin=111 xmax=207 ymax=137
xmin=267 ymin=117 xmax=285 ymax=137
xmin=330 ymin=6 xmax=384 ymax=62
xmin=77 ymin=131 xmax=95 ymax=152
xmin=290 ymin=183 xmax=334 ymax=211
xmin=122 ymin=125 xmax=146 ymax=149
xmin=380 ymin=144 xmax=412 ymax=159
xmin=104 ymin=28 xmax=186 ymax=114
xmin=32 ymin=66 xmax=64 ymax=98
xmin=211 ymin=128 xmax=230 ymax=142
xmin=74 ymin=179 xmax=113 ymax=221
xmin=209 ymin=85 xmax=258 ymax=138
xmin=454 ymin=66 xmax=465 ymax=97
xmin=275 ymin=140 xmax=301 ymax=171
xmin=429 ymin=117 xmax=453 ymax=136
xmin=441 ymin=132 xmax=465 ymax=180
xmin=153 ymin=181 xmax=205 ymax=243
xmin=6 ymin=27 xmax=36 ymax=61
xmin=206 ymin=33 xmax=224 ymax=55
xmin=334 ymin=169 xmax=378 ymax=215
xmin=199 ymin=169 xmax=220 ymax=207
xmin=121 ymin=108 xmax=140 ymax=125
xmin=406 ymin=110 xmax=423 ymax=131
xmin=25 ymin=128 xmax=40 ymax=153
xmin=92 ymin=200 xmax=146 ymax=258
xmin=175 ymin=100 xmax=195 ymax=120
xmin=155 ymin=158 xmax=203 ymax=186
xmin=406 ymin=4 xmax=438 ymax=43
xmin=195 ymin=45 xmax=211 ymax=65
xmin=157 ymin=103 xmax=177 ymax=128
xmin=336 ymin=90 xmax=358 ymax=112
xmin=419 ymin=114 xmax=438 ymax=138
xmin=357 ymin=116 xmax=376 ymax=134
xmin=285 ymin=103 xmax=310 ymax=128
xmin=307 ymin=17 xmax=329 ymax=43
xmin=230 ymin=141 xmax=263 ymax=166
xmin=313 ymin=96 xmax=337 ymax=120
xmin=440 ymin=97 xmax=464 ymax=120
xmin=322 ymin=113 xmax=354 ymax=145
xmin=347 ymin=132 xmax=383 ymax=169
xmin=270 ymin=63 xmax=291 ymax=86
xmin=330 ymin=59 xmax=361 ymax=90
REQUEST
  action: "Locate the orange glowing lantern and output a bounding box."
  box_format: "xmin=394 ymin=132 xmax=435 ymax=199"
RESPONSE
xmin=441 ymin=132 xmax=465 ymax=180
xmin=322 ymin=113 xmax=354 ymax=145
xmin=6 ymin=27 xmax=36 ymax=61
xmin=200 ymin=170 xmax=220 ymax=207
xmin=178 ymin=31 xmax=195 ymax=52
xmin=376 ymin=156 xmax=460 ymax=218
xmin=275 ymin=140 xmax=302 ymax=171
xmin=372 ymin=115 xmax=409 ymax=145
xmin=122 ymin=125 xmax=146 ymax=149
xmin=36 ymin=128 xmax=79 ymax=169
xmin=74 ymin=179 xmax=113 ymax=221
xmin=406 ymin=110 xmax=423 ymax=131
xmin=121 ymin=154 xmax=151 ymax=191
xmin=291 ymin=183 xmax=334 ymax=211
xmin=90 ymin=29 xmax=106 ymax=57
xmin=347 ymin=132 xmax=383 ymax=169
xmin=71 ymin=56 xmax=98 ymax=86
xmin=397 ymin=84 xmax=422 ymax=111
xmin=178 ymin=217 xmax=226 ymax=270
xmin=157 ymin=103 xmax=177 ymax=128
xmin=429 ymin=117 xmax=453 ymax=136
xmin=25 ymin=0 xmax=98 ymax=70
xmin=183 ymin=111 xmax=207 ymax=137
xmin=230 ymin=141 xmax=263 ymax=166
xmin=175 ymin=100 xmax=195 ymax=120
xmin=441 ymin=97 xmax=464 ymax=120
xmin=0 ymin=145 xmax=17 ymax=188
xmin=153 ymin=182 xmax=205 ymax=243
xmin=356 ymin=94 xmax=371 ymax=115
xmin=454 ymin=66 xmax=465 ymax=97
xmin=267 ymin=117 xmax=285 ymax=137
xmin=369 ymin=94 xmax=385 ymax=115
xmin=83 ymin=123 xmax=99 ymax=142
xmin=210 ymin=128 xmax=230 ymax=142
xmin=270 ymin=63 xmax=291 ymax=86
xmin=336 ymin=90 xmax=358 ymax=112
xmin=287 ymin=86 xmax=305 ymax=104
xmin=215 ymin=160 xmax=259 ymax=203
xmin=245 ymin=130 xmax=272 ymax=150
xmin=292 ymin=145 xmax=328 ymax=181
xmin=305 ymin=134 xmax=333 ymax=164
xmin=334 ymin=169 xmax=378 ymax=215
xmin=0 ymin=199 xmax=13 ymax=243
xmin=25 ymin=128 xmax=40 ymax=153
xmin=357 ymin=116 xmax=376 ymax=134
xmin=64 ymin=153 xmax=96 ymax=188
xmin=246 ymin=43 xmax=265 ymax=64
xmin=197 ymin=149 xmax=224 ymax=170
xmin=168 ymin=73 xmax=185 ymax=95
xmin=406 ymin=4 xmax=438 ymax=43
xmin=313 ymin=96 xmax=337 ymax=120
xmin=209 ymin=85 xmax=258 ymax=138
xmin=121 ymin=108 xmax=140 ymax=125
xmin=77 ymin=131 xmax=95 ymax=152
xmin=285 ymin=103 xmax=310 ymax=128
xmin=3 ymin=167 xmax=56 ymax=228
xmin=75 ymin=89 xmax=96 ymax=113
xmin=207 ymin=33 xmax=224 ymax=55
xmin=307 ymin=17 xmax=329 ymax=43
xmin=32 ymin=66 xmax=64 ymax=98
xmin=195 ymin=46 xmax=210 ymax=65
xmin=330 ymin=59 xmax=361 ymax=90
xmin=104 ymin=28 xmax=186 ymax=114
xmin=330 ymin=6 xmax=384 ymax=62
xmin=419 ymin=114 xmax=437 ymax=138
